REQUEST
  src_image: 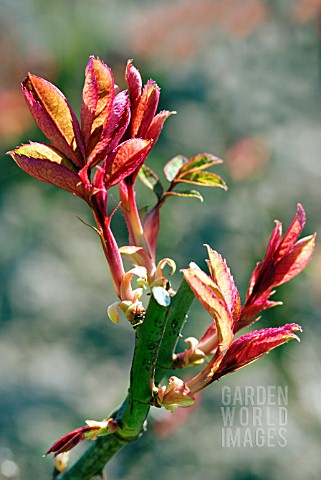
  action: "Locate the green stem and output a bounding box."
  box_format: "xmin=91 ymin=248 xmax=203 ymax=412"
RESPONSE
xmin=115 ymin=287 xmax=171 ymax=437
xmin=57 ymin=288 xmax=170 ymax=480
xmin=55 ymin=280 xmax=195 ymax=480
xmin=155 ymin=279 xmax=195 ymax=384
xmin=54 ymin=435 xmax=127 ymax=480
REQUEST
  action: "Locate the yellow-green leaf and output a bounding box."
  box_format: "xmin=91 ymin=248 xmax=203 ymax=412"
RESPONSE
xmin=163 ymin=190 xmax=203 ymax=202
xmin=178 ymin=153 xmax=223 ymax=174
xmin=164 ymin=155 xmax=187 ymax=182
xmin=139 ymin=165 xmax=164 ymax=199
xmin=177 ymin=171 xmax=227 ymax=189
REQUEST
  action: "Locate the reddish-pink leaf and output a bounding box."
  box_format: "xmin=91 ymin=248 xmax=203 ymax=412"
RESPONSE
xmin=245 ymin=205 xmax=315 ymax=309
xmin=125 ymin=60 xmax=142 ymax=115
xmin=261 ymin=220 xmax=282 ymax=266
xmin=9 ymin=143 xmax=89 ymax=201
xmin=213 ymin=324 xmax=302 ymax=380
xmin=205 ymin=245 xmax=241 ymax=322
xmin=247 ymin=259 xmax=276 ymax=302
xmin=22 ymin=74 xmax=85 ymax=167
xmin=274 ymin=234 xmax=316 ymax=286
xmin=145 ymin=110 xmax=175 ymax=143
xmin=131 ymin=80 xmax=160 ymax=137
xmin=81 ymin=56 xmax=114 ymax=154
xmin=89 ymin=91 xmax=130 ymax=168
xmin=182 ymin=268 xmax=234 ymax=352
xmin=237 ymin=297 xmax=282 ymax=331
xmin=104 ymin=139 xmax=152 ymax=188
xmin=45 ymin=425 xmax=99 ymax=457
xmin=275 ymin=204 xmax=306 ymax=261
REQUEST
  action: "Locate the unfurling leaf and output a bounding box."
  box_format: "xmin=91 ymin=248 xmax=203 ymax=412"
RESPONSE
xmin=156 ymin=376 xmax=195 ymax=411
xmin=119 ymin=245 xmax=154 ymax=271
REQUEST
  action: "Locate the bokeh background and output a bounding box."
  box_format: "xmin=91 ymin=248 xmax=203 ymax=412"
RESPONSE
xmin=1 ymin=0 xmax=321 ymax=479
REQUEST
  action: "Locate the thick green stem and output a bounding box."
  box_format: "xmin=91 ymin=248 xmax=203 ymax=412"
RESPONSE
xmin=155 ymin=279 xmax=195 ymax=384
xmin=54 ymin=435 xmax=127 ymax=480
xmin=55 ymin=280 xmax=195 ymax=480
xmin=57 ymin=288 xmax=171 ymax=480
xmin=115 ymin=288 xmax=171 ymax=437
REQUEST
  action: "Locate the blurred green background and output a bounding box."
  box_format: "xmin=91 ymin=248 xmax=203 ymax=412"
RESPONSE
xmin=1 ymin=0 xmax=321 ymax=479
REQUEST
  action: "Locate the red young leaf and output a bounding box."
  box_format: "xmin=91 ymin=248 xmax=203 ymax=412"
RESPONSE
xmin=273 ymin=234 xmax=316 ymax=286
xmin=197 ymin=322 xmax=218 ymax=355
xmin=235 ymin=295 xmax=282 ymax=332
xmin=241 ymin=204 xmax=316 ymax=329
xmin=182 ymin=268 xmax=234 ymax=352
xmin=205 ymin=246 xmax=241 ymax=322
xmin=125 ymin=60 xmax=143 ymax=115
xmin=260 ymin=220 xmax=282 ymax=270
xmin=45 ymin=426 xmax=99 ymax=457
xmin=89 ymin=91 xmax=130 ymax=168
xmin=145 ymin=110 xmax=175 ymax=143
xmin=188 ymin=324 xmax=301 ymax=393
xmin=9 ymin=143 xmax=90 ymax=201
xmin=104 ymin=139 xmax=152 ymax=188
xmin=213 ymin=324 xmax=302 ymax=380
xmin=132 ymin=80 xmax=160 ymax=138
xmin=81 ymin=56 xmax=114 ymax=154
xmin=275 ymin=203 xmax=306 ymax=261
xmin=22 ymin=74 xmax=85 ymax=167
